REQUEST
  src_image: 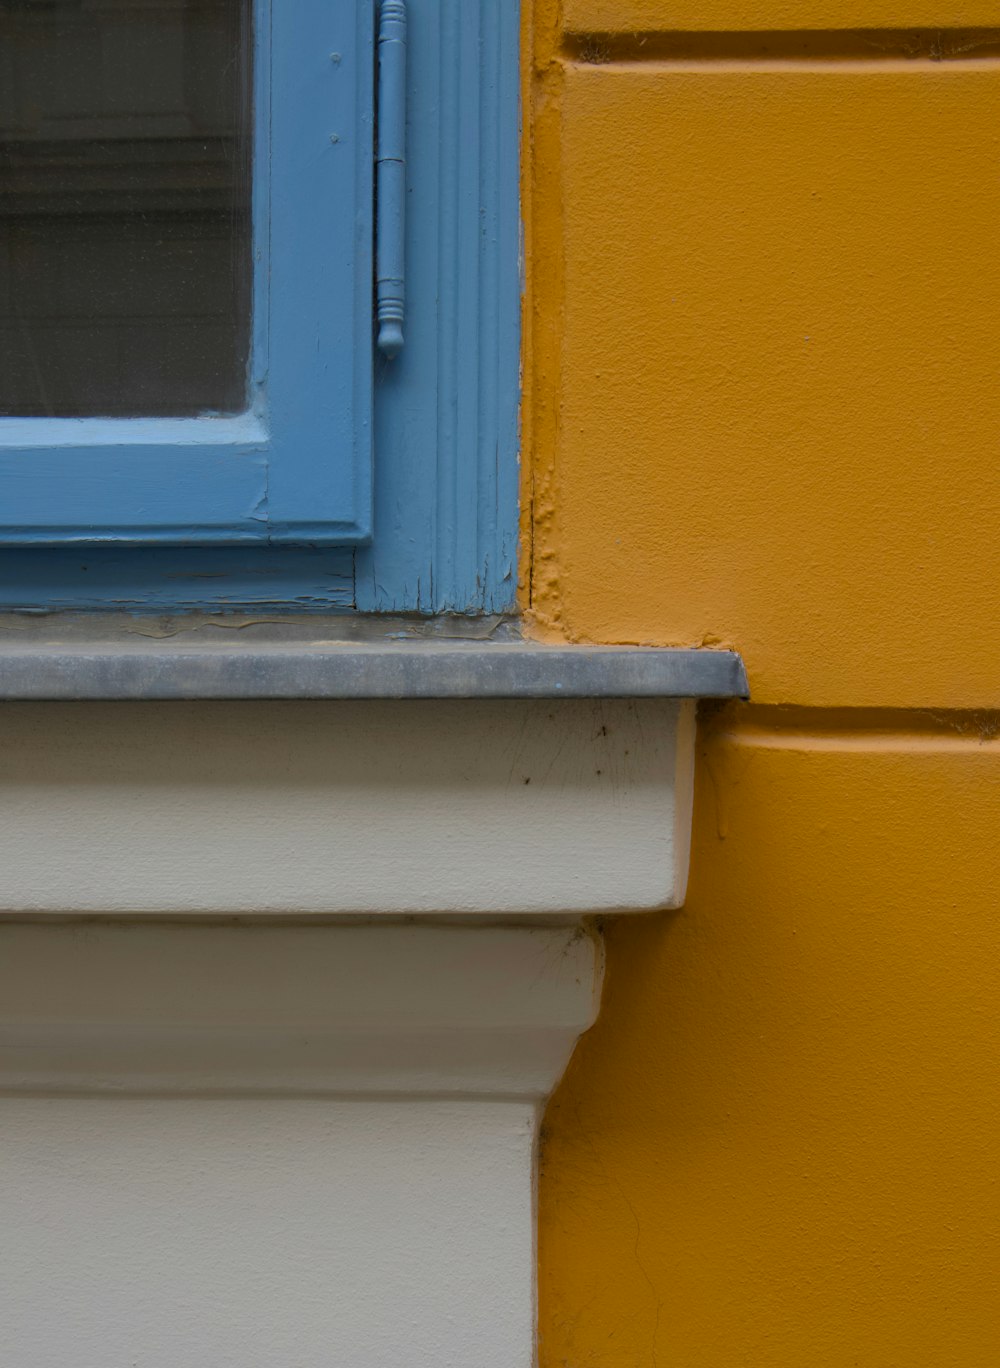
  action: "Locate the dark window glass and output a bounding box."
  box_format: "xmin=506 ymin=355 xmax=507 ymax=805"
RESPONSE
xmin=0 ymin=0 xmax=252 ymax=418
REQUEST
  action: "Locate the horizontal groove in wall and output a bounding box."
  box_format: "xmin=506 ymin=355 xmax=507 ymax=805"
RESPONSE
xmin=562 ymin=28 xmax=1000 ymax=64
xmin=701 ymin=703 xmax=1000 ymax=751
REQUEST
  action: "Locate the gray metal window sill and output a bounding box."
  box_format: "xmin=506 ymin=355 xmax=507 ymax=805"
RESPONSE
xmin=0 ymin=614 xmax=749 ymax=701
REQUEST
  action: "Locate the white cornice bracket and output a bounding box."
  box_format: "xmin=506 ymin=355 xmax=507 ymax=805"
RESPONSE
xmin=0 ymin=922 xmax=600 ymax=1368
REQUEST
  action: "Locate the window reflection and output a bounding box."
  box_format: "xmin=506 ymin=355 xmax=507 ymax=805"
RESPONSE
xmin=0 ymin=0 xmax=252 ymax=418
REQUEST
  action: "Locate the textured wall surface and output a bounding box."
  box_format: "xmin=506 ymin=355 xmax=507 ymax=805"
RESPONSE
xmin=522 ymin=4 xmax=1000 ymax=709
xmin=2 ymin=1098 xmax=534 ymax=1368
xmin=524 ymin=0 xmax=1000 ymax=1361
xmin=538 ymin=709 xmax=1000 ymax=1365
xmin=562 ymin=1 xmax=1000 ymax=30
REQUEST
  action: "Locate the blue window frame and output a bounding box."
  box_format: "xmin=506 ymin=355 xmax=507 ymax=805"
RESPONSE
xmin=0 ymin=0 xmax=374 ymax=547
xmin=0 ymin=0 xmax=519 ymax=614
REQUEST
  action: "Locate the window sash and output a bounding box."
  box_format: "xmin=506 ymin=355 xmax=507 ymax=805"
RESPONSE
xmin=0 ymin=0 xmax=374 ymax=547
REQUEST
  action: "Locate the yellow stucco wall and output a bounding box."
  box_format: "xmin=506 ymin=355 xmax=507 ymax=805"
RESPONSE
xmin=524 ymin=2 xmax=1000 ymax=1362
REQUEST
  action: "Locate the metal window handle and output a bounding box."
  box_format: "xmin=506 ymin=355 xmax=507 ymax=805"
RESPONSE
xmin=376 ymin=0 xmax=406 ymax=359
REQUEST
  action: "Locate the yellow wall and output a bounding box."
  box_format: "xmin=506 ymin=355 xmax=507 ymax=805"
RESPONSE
xmin=524 ymin=2 xmax=1000 ymax=1362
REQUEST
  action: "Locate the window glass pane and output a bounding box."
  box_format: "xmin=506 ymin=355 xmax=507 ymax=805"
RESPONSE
xmin=0 ymin=0 xmax=252 ymax=418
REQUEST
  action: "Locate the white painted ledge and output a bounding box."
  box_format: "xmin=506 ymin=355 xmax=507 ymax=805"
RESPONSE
xmin=0 ymin=922 xmax=601 ymax=1368
xmin=0 ymin=697 xmax=697 ymax=915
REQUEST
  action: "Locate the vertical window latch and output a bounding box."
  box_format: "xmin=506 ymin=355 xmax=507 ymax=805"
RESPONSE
xmin=376 ymin=0 xmax=406 ymax=359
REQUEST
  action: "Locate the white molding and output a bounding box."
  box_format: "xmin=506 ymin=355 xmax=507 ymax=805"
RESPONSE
xmin=0 ymin=698 xmax=697 ymax=915
xmin=0 ymin=922 xmax=600 ymax=1367
xmin=0 ymin=922 xmax=601 ymax=1096
xmin=0 ymin=689 xmax=697 ymax=1361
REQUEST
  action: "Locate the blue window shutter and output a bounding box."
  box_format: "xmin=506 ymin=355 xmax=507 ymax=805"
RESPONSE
xmin=0 ymin=0 xmax=374 ymax=547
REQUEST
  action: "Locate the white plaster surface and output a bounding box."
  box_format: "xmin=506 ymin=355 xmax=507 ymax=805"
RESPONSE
xmin=0 ymin=923 xmax=600 ymax=1367
xmin=0 ymin=697 xmax=695 ymax=915
xmin=0 ymin=1098 xmax=535 ymax=1368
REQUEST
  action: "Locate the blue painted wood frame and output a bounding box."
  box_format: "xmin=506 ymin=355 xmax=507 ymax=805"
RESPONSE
xmin=356 ymin=0 xmax=521 ymax=614
xmin=0 ymin=0 xmax=519 ymax=615
xmin=0 ymin=0 xmax=374 ymax=547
